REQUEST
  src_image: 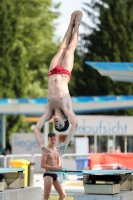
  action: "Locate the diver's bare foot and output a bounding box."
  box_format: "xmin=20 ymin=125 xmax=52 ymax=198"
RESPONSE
xmin=75 ymin=10 xmax=83 ymax=25
xmin=70 ymin=10 xmax=78 ymax=24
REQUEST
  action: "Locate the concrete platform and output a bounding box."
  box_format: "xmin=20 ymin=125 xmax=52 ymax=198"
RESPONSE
xmin=74 ymin=191 xmax=133 ymax=200
xmin=0 ymin=187 xmax=42 ymax=200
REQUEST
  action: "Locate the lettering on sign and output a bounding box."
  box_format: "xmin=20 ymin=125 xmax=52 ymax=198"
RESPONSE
xmin=77 ymin=121 xmax=128 ymax=134
xmin=11 ymin=133 xmax=44 ymax=154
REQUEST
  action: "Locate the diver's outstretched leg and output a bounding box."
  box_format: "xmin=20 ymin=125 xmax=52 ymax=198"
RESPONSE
xmin=61 ymin=11 xmax=83 ymax=73
xmin=49 ymin=11 xmax=77 ymax=71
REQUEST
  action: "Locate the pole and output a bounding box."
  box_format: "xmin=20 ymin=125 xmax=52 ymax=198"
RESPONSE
xmin=44 ymin=121 xmax=49 ymax=147
xmin=0 ymin=115 xmax=6 ymax=148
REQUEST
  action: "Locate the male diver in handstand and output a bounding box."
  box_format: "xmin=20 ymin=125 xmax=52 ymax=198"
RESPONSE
xmin=34 ymin=10 xmax=83 ymax=154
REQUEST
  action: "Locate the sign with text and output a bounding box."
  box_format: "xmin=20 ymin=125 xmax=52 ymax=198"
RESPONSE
xmin=11 ymin=133 xmax=44 ymax=154
xmin=77 ymin=116 xmax=133 ymax=135
xmin=54 ymin=115 xmax=133 ymax=135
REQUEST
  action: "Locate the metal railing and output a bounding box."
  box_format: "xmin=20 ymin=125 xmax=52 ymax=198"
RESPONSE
xmin=4 ymin=154 xmax=32 ymax=168
xmin=61 ymin=153 xmax=90 ymax=165
xmin=3 ymin=154 xmax=43 ymax=173
xmin=33 ymin=154 xmax=43 ymax=173
xmin=1 ymin=153 xmax=90 ymax=173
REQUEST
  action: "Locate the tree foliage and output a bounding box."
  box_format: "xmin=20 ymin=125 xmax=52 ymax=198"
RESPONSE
xmin=16 ymin=0 xmax=60 ymax=97
xmin=0 ymin=0 xmax=60 ymax=140
xmin=0 ymin=0 xmax=29 ymax=97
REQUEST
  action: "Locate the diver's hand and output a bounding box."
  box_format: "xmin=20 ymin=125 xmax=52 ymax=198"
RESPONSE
xmin=39 ymin=144 xmax=50 ymax=153
xmin=56 ymin=143 xmax=67 ymax=154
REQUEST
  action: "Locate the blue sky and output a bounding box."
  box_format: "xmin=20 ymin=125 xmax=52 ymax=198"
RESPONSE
xmin=53 ymin=0 xmax=90 ymax=38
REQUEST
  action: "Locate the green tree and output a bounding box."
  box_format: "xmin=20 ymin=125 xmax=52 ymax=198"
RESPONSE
xmin=17 ymin=0 xmax=60 ymax=97
xmin=0 ymin=0 xmax=60 ymax=140
xmin=0 ymin=0 xmax=30 ymax=141
xmin=0 ymin=0 xmax=29 ymax=98
xmin=71 ymin=0 xmax=133 ymax=115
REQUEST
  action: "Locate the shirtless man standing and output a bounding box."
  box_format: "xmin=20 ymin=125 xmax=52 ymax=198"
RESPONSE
xmin=41 ymin=132 xmax=66 ymax=200
xmin=34 ymin=10 xmax=83 ymax=154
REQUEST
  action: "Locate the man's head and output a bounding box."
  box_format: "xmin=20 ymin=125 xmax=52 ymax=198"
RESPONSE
xmin=48 ymin=132 xmax=56 ymax=146
xmin=54 ymin=116 xmax=69 ymax=132
xmin=53 ymin=107 xmax=69 ymax=132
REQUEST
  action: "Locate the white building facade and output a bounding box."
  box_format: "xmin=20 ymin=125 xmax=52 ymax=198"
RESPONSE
xmin=11 ymin=115 xmax=133 ymax=154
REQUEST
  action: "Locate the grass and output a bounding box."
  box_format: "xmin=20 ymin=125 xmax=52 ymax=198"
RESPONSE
xmin=42 ymin=195 xmax=74 ymax=200
xmin=49 ymin=195 xmax=74 ymax=200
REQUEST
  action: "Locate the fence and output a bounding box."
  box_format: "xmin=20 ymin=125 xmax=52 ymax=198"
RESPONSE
xmin=61 ymin=153 xmax=90 ymax=171
xmin=4 ymin=154 xmax=33 ymax=168
xmin=61 ymin=153 xmax=90 ymax=165
xmin=1 ymin=153 xmax=90 ymax=173
xmin=33 ymin=154 xmax=44 ymax=173
xmin=3 ymin=154 xmax=42 ymax=173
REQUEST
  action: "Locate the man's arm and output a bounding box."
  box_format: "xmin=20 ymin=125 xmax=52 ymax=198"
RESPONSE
xmin=41 ymin=152 xmax=61 ymax=170
xmin=56 ymin=109 xmax=78 ymax=153
xmin=34 ymin=109 xmax=52 ymax=150
xmin=57 ymin=152 xmax=61 ymax=166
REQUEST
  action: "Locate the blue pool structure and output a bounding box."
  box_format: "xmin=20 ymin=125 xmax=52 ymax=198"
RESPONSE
xmin=85 ymin=62 xmax=133 ymax=82
xmin=0 ymin=95 xmax=133 ymax=115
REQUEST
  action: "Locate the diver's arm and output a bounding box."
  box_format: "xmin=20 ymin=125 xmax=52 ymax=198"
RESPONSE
xmin=56 ymin=110 xmax=78 ymax=153
xmin=34 ymin=109 xmax=52 ymax=150
xmin=64 ymin=110 xmax=78 ymax=146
